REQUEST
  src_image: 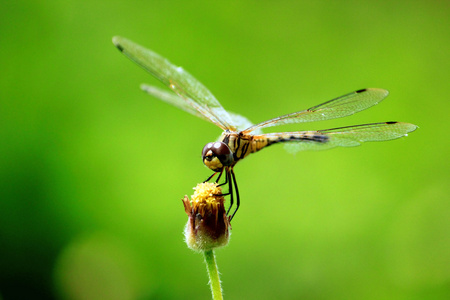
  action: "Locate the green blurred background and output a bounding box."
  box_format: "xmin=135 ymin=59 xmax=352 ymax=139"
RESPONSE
xmin=1 ymin=1 xmax=448 ymax=299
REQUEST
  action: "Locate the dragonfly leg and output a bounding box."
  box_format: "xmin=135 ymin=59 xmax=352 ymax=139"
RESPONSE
xmin=217 ymin=169 xmax=227 ymax=187
xmin=225 ymin=168 xmax=234 ymax=216
xmin=215 ymin=169 xmax=230 ymax=195
xmin=206 ymin=168 xmax=231 ymax=197
xmin=215 ymin=170 xmax=224 ymax=184
xmin=228 ymin=168 xmax=240 ymax=221
xmin=204 ymin=172 xmax=217 ymax=183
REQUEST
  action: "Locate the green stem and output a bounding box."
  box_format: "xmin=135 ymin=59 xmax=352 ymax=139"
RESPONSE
xmin=203 ymin=250 xmax=223 ymax=300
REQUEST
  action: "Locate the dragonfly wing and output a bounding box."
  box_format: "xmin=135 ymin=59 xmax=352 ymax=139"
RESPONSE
xmin=242 ymin=88 xmax=389 ymax=134
xmin=141 ymin=84 xmax=213 ymax=123
xmin=256 ymin=122 xmax=418 ymax=153
xmin=141 ymin=84 xmax=258 ymax=133
xmin=228 ymin=112 xmax=262 ymax=134
xmin=113 ymin=36 xmax=235 ymax=131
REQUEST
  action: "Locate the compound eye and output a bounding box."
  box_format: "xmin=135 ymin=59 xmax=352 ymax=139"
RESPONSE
xmin=202 ymin=142 xmax=234 ymax=167
xmin=202 ymin=143 xmax=214 ymax=160
xmin=213 ymin=142 xmax=232 ymax=156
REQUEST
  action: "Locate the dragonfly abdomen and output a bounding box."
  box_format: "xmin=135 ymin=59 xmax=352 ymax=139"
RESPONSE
xmin=258 ymin=132 xmax=329 ymax=149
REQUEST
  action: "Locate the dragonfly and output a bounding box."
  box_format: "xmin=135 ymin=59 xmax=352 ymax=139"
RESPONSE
xmin=113 ymin=36 xmax=417 ymax=221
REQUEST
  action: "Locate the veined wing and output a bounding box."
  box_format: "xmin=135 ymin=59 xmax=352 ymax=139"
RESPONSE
xmin=227 ymin=112 xmax=261 ymax=134
xmin=255 ymin=122 xmax=417 ymax=153
xmin=242 ymin=88 xmax=389 ymax=134
xmin=141 ymin=84 xmax=259 ymax=133
xmin=141 ymin=84 xmax=211 ymax=124
xmin=113 ymin=36 xmax=235 ymax=131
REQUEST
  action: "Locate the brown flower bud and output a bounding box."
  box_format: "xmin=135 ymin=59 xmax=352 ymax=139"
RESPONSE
xmin=182 ymin=182 xmax=231 ymax=251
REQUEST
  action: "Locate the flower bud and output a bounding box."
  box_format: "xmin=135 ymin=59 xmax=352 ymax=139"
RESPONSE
xmin=182 ymin=182 xmax=231 ymax=251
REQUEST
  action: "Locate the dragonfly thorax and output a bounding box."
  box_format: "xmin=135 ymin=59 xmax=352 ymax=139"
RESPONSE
xmin=202 ymin=142 xmax=234 ymax=172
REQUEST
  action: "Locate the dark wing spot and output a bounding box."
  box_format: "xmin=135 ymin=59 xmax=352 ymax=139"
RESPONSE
xmin=385 ymin=121 xmax=397 ymax=124
xmin=115 ymin=44 xmax=124 ymax=52
xmin=356 ymin=88 xmax=367 ymax=93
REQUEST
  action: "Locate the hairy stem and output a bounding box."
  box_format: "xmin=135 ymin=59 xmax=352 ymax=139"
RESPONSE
xmin=203 ymin=250 xmax=223 ymax=300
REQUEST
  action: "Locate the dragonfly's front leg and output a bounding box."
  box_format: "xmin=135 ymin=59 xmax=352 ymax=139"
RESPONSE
xmin=228 ymin=168 xmax=240 ymax=221
xmin=215 ymin=170 xmax=224 ymax=184
xmin=224 ymin=168 xmax=234 ymax=217
xmin=203 ymin=169 xmax=225 ymax=183
xmin=204 ymin=168 xmax=236 ymax=220
xmin=204 ymin=172 xmax=217 ymax=183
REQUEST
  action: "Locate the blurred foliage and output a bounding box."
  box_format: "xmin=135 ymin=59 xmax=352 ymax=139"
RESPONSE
xmin=1 ymin=0 xmax=449 ymax=299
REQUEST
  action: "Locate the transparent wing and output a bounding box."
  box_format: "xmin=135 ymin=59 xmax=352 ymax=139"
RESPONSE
xmin=141 ymin=84 xmax=211 ymax=123
xmin=256 ymin=122 xmax=418 ymax=153
xmin=113 ymin=36 xmax=235 ymax=131
xmin=227 ymin=112 xmax=261 ymax=134
xmin=242 ymin=88 xmax=389 ymax=134
xmin=142 ymin=84 xmax=259 ymax=133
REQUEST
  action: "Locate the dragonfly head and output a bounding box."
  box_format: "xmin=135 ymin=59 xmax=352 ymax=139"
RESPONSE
xmin=202 ymin=142 xmax=234 ymax=172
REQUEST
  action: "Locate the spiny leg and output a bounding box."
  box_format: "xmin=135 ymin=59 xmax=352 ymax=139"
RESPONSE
xmin=215 ymin=169 xmax=224 ymax=184
xmin=228 ymin=168 xmax=240 ymax=221
xmin=204 ymin=172 xmax=217 ymax=183
xmin=217 ymin=168 xmax=232 ymax=198
xmin=204 ymin=170 xmax=226 ymax=186
xmin=205 ymin=168 xmax=235 ymax=218
xmin=225 ymin=168 xmax=234 ymax=216
xmin=217 ymin=169 xmax=228 ymax=187
xmin=206 ymin=169 xmax=231 ymax=198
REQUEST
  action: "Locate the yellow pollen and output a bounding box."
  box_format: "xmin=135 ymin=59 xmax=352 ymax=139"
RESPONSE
xmin=191 ymin=182 xmax=224 ymax=220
